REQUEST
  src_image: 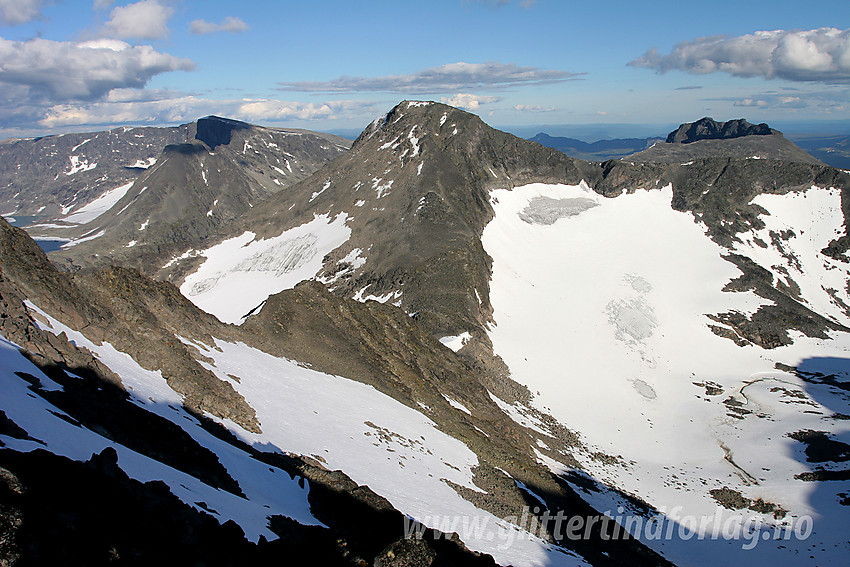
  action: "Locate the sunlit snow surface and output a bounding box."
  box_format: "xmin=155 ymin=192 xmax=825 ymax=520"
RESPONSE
xmin=483 ymin=183 xmax=850 ymax=565
xmin=63 ymin=181 xmax=135 ymax=224
xmin=1 ymin=305 xmax=319 ymax=542
xmin=183 ymin=337 xmax=584 ymax=567
xmin=180 ymin=213 xmax=351 ymax=324
xmin=3 ymin=300 xmax=578 ymax=567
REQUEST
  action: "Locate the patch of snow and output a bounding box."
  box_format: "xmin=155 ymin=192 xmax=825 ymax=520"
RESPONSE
xmin=353 ymin=286 xmax=402 ymax=304
xmin=439 ymin=332 xmax=472 ymax=352
xmin=407 ymin=126 xmax=421 ymax=157
xmin=310 ymin=179 xmax=332 ymax=202
xmin=115 ymin=186 xmax=148 ymax=216
xmin=128 ymin=157 xmax=157 ymax=169
xmin=125 ymin=240 xmax=137 ymax=247
xmin=374 ymin=179 xmax=394 ymax=199
xmin=181 ymin=213 xmax=352 ymax=324
xmin=66 ymin=155 xmax=97 ymax=175
xmin=63 ymin=181 xmax=134 ymax=224
xmin=733 ymin=186 xmax=850 ymax=327
xmin=355 ymin=200 xmax=366 ymax=207
xmin=70 ymin=138 xmax=91 ymax=152
xmin=61 ymin=229 xmax=105 ymax=248
xmin=442 ymin=394 xmax=472 ymax=415
xmin=162 ymin=248 xmax=197 ymax=269
xmin=379 ymin=136 xmax=400 ymax=150
xmin=417 ymin=161 xmax=424 ymax=176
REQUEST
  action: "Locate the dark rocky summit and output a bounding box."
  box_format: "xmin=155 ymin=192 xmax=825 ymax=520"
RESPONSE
xmin=666 ymin=117 xmax=775 ymax=144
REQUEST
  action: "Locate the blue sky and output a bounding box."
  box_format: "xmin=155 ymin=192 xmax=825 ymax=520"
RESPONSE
xmin=0 ymin=0 xmax=848 ymax=139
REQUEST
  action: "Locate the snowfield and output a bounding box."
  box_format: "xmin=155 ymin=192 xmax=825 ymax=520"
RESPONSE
xmin=63 ymin=180 xmax=135 ymax=224
xmin=1 ymin=311 xmax=319 ymax=542
xmin=482 ymin=182 xmax=850 ymax=566
xmin=180 ymin=213 xmax=352 ymax=324
xmin=5 ymin=300 xmax=583 ymax=567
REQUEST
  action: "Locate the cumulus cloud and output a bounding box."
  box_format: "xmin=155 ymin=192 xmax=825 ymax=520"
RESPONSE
xmin=513 ymin=104 xmax=556 ymax=112
xmin=279 ymin=61 xmax=581 ymax=94
xmin=733 ymin=98 xmax=770 ymax=108
xmin=103 ymin=0 xmax=173 ymax=39
xmin=35 ymin=95 xmax=380 ymax=129
xmin=440 ymin=93 xmax=500 ymax=110
xmin=629 ymin=27 xmax=850 ymax=83
xmin=236 ymin=99 xmax=378 ymax=122
xmin=729 ymin=94 xmax=807 ymax=110
xmin=0 ymin=37 xmax=194 ymax=101
xmin=0 ymin=0 xmax=45 ymax=24
xmin=701 ymin=87 xmax=848 ymax=112
xmin=189 ymin=16 xmax=249 ymax=35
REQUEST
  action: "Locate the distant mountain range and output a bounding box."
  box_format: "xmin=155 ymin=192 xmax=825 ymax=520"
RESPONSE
xmin=790 ymin=135 xmax=850 ymax=169
xmin=527 ymin=132 xmax=663 ymax=161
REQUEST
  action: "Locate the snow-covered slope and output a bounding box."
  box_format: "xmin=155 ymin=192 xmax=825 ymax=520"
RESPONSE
xmin=179 ymin=213 xmax=352 ymax=324
xmin=482 ymin=182 xmax=850 ymax=566
xmin=2 ymin=293 xmax=578 ymax=567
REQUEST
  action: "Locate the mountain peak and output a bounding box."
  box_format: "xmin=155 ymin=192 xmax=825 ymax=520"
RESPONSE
xmin=195 ymin=115 xmax=253 ymax=150
xmin=666 ymin=116 xmax=776 ymax=144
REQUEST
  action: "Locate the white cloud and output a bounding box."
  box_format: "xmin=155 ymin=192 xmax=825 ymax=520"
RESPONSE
xmin=0 ymin=37 xmax=194 ymax=101
xmin=513 ymin=104 xmax=556 ymax=112
xmin=103 ymin=0 xmax=173 ymax=39
xmin=279 ymin=61 xmax=582 ymax=93
xmin=630 ymin=27 xmax=850 ymax=83
xmin=733 ymin=98 xmax=770 ymax=108
xmin=441 ymin=93 xmax=500 ymax=110
xmin=236 ymin=99 xmax=378 ymax=121
xmin=34 ymin=96 xmax=380 ymax=130
xmin=190 ymin=16 xmax=249 ymax=35
xmin=0 ymin=0 xmax=45 ymax=24
xmin=728 ymin=93 xmax=808 ymax=110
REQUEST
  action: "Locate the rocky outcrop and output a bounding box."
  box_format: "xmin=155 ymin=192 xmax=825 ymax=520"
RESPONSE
xmin=666 ymin=117 xmax=775 ymax=144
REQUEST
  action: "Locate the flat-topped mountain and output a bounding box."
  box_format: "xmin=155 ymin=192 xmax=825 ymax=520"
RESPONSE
xmin=629 ymin=117 xmax=823 ymax=164
xmin=666 ymin=117 xmax=776 ymax=143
